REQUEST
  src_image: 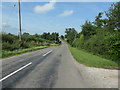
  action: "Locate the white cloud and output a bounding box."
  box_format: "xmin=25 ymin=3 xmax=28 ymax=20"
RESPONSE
xmin=34 ymin=0 xmax=56 ymax=14
xmin=59 ymin=10 xmax=74 ymax=17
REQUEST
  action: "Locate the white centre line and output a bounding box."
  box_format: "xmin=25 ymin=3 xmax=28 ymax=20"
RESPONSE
xmin=0 ymin=62 xmax=32 ymax=82
xmin=43 ymin=50 xmax=53 ymax=57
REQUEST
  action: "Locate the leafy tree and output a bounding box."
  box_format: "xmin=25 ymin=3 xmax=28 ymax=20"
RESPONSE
xmin=81 ymin=21 xmax=96 ymax=39
xmin=65 ymin=28 xmax=78 ymax=44
xmin=68 ymin=2 xmax=120 ymax=62
xmin=94 ymin=12 xmax=104 ymax=28
xmin=23 ymin=32 xmax=30 ymax=36
xmin=61 ymin=35 xmax=64 ymax=39
xmin=41 ymin=32 xmax=60 ymax=43
xmin=106 ymin=2 xmax=120 ymax=31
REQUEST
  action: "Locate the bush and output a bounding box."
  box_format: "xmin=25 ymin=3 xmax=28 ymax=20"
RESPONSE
xmin=72 ymin=29 xmax=120 ymax=62
xmin=2 ymin=33 xmax=18 ymax=44
xmin=2 ymin=32 xmax=59 ymax=51
xmin=105 ymin=31 xmax=120 ymax=61
xmin=20 ymin=41 xmax=30 ymax=48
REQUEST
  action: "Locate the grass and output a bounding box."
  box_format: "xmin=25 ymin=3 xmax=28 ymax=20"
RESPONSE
xmin=2 ymin=42 xmax=60 ymax=59
xmin=2 ymin=46 xmax=48 ymax=58
xmin=68 ymin=45 xmax=118 ymax=69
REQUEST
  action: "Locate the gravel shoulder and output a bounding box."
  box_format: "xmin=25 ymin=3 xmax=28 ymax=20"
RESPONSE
xmin=67 ymin=45 xmax=119 ymax=88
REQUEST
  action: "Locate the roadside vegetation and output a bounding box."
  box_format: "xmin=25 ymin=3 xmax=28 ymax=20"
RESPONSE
xmin=2 ymin=46 xmax=48 ymax=58
xmin=63 ymin=2 xmax=120 ymax=67
xmin=2 ymin=32 xmax=61 ymax=58
xmin=69 ymin=45 xmax=118 ymax=68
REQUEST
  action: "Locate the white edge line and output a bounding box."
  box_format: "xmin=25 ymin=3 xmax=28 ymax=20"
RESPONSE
xmin=0 ymin=62 xmax=32 ymax=82
xmin=43 ymin=50 xmax=53 ymax=57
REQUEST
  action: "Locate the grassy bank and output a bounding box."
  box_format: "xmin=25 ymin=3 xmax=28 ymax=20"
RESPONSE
xmin=68 ymin=45 xmax=118 ymax=69
xmin=2 ymin=46 xmax=48 ymax=58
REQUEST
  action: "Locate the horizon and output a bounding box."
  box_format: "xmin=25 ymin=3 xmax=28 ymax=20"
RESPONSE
xmin=1 ymin=1 xmax=114 ymax=35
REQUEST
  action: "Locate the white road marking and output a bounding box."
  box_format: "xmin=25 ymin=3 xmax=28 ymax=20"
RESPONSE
xmin=0 ymin=62 xmax=32 ymax=82
xmin=43 ymin=50 xmax=53 ymax=57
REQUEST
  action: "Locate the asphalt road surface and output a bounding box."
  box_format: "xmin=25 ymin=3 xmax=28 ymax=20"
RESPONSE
xmin=1 ymin=43 xmax=89 ymax=88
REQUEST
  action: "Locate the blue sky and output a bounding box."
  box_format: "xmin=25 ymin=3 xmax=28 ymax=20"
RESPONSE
xmin=1 ymin=1 xmax=114 ymax=35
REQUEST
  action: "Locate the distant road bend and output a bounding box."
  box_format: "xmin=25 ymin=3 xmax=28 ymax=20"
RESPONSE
xmin=1 ymin=42 xmax=90 ymax=88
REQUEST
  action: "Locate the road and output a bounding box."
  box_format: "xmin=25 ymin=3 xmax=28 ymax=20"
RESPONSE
xmin=1 ymin=43 xmax=89 ymax=88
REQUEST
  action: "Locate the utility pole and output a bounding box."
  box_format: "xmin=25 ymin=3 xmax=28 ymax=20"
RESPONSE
xmin=18 ymin=0 xmax=22 ymax=41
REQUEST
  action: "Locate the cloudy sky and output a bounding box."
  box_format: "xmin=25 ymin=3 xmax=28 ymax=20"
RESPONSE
xmin=1 ymin=1 xmax=114 ymax=35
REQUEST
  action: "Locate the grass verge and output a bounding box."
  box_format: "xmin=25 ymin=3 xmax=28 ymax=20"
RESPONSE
xmin=68 ymin=45 xmax=118 ymax=69
xmin=2 ymin=46 xmax=48 ymax=58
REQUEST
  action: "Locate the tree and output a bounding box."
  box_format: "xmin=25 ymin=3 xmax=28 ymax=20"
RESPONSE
xmin=51 ymin=32 xmax=59 ymax=41
xmin=65 ymin=28 xmax=78 ymax=44
xmin=41 ymin=32 xmax=60 ymax=43
xmin=81 ymin=21 xmax=96 ymax=39
xmin=106 ymin=2 xmax=120 ymax=31
xmin=61 ymin=35 xmax=64 ymax=39
xmin=41 ymin=32 xmax=50 ymax=40
xmin=94 ymin=12 xmax=104 ymax=28
xmin=23 ymin=32 xmax=30 ymax=36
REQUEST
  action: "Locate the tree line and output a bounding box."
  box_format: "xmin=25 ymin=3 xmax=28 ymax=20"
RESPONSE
xmin=64 ymin=2 xmax=120 ymax=62
xmin=2 ymin=32 xmax=61 ymax=51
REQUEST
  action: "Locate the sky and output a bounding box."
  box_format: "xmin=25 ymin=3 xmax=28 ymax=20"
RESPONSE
xmin=1 ymin=1 xmax=114 ymax=35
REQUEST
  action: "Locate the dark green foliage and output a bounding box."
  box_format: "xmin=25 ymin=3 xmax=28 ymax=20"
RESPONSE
xmin=41 ymin=32 xmax=60 ymax=44
xmin=105 ymin=31 xmax=120 ymax=60
xmin=67 ymin=2 xmax=120 ymax=62
xmin=94 ymin=12 xmax=104 ymax=28
xmin=81 ymin=21 xmax=96 ymax=39
xmin=2 ymin=33 xmax=18 ymax=44
xmin=61 ymin=35 xmax=64 ymax=40
xmin=65 ymin=28 xmax=78 ymax=44
xmin=105 ymin=2 xmax=120 ymax=31
xmin=2 ymin=32 xmax=60 ymax=52
xmin=23 ymin=32 xmax=30 ymax=36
